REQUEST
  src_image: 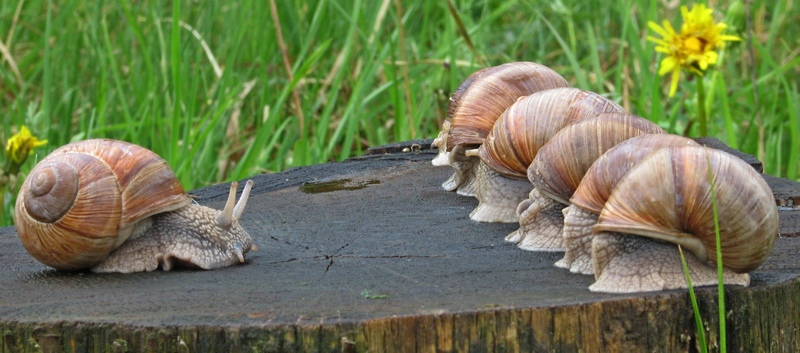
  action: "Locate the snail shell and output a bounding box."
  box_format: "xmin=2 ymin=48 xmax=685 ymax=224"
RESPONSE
xmin=512 ymin=113 xmax=664 ymax=251
xmin=528 ymin=113 xmax=665 ymax=205
xmin=15 ymin=139 xmax=191 ymax=270
xmin=594 ymin=145 xmax=778 ymax=273
xmin=437 ymin=61 xmax=570 ymax=152
xmin=15 ymin=139 xmax=256 ymax=273
xmin=570 ymin=134 xmax=701 ymax=215
xmin=558 ymin=134 xmax=700 ymax=274
xmin=584 ymin=145 xmax=778 ymax=292
xmin=473 ymin=87 xmax=626 ymax=179
xmin=431 ymin=62 xmax=569 ymax=193
xmin=464 ymin=88 xmax=626 ymax=223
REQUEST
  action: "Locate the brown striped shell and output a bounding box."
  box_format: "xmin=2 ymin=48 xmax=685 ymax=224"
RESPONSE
xmin=593 ymin=146 xmax=778 ymax=273
xmin=442 ymin=62 xmax=569 ymax=150
xmin=473 ymin=87 xmax=626 ymax=179
xmin=14 ymin=139 xmax=191 ymax=270
xmin=569 ymin=134 xmax=700 ymax=214
xmin=527 ymin=113 xmax=665 ymax=205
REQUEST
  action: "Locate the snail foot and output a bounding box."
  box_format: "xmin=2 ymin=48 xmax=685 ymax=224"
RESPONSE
xmin=556 ymin=205 xmax=597 ymax=274
xmin=470 ymin=161 xmax=530 ymax=223
xmin=589 ymin=232 xmax=750 ymax=293
xmin=515 ymin=188 xmax=565 ymax=251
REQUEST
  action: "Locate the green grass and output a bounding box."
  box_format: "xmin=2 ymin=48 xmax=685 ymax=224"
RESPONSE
xmin=678 ymin=245 xmax=708 ymax=352
xmin=1 ymin=2 xmax=795 ymax=349
xmin=678 ymin=152 xmax=728 ymax=353
xmin=1 ymin=0 xmax=798 ymax=226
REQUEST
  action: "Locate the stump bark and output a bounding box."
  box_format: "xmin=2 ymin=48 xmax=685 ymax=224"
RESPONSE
xmin=1 ymin=138 xmax=799 ymax=353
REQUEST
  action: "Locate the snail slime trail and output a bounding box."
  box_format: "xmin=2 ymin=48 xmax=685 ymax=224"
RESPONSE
xmin=300 ymin=179 xmax=381 ymax=194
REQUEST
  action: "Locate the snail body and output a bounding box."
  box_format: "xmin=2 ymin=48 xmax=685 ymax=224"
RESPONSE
xmin=14 ymin=139 xmax=255 ymax=273
xmin=464 ymin=88 xmax=626 ymax=222
xmin=558 ymin=134 xmax=700 ymax=274
xmin=588 ymin=146 xmax=778 ymax=292
xmin=432 ymin=61 xmax=779 ymax=293
xmin=509 ymin=113 xmax=664 ymax=250
xmin=432 ymin=62 xmax=569 ymax=196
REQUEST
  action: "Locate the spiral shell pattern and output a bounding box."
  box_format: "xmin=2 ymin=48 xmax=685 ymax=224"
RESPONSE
xmin=527 ymin=113 xmax=664 ymax=204
xmin=594 ymin=146 xmax=778 ymax=273
xmin=569 ymin=134 xmax=699 ymax=214
xmin=15 ymin=139 xmax=191 ymax=270
xmin=475 ymin=87 xmax=626 ymax=179
xmin=444 ymin=62 xmax=569 ymax=150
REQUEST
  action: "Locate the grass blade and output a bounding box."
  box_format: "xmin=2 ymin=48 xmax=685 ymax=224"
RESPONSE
xmin=678 ymin=245 xmax=708 ymax=353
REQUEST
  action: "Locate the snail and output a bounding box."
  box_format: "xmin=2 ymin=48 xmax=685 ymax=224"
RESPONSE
xmin=557 ymin=134 xmax=700 ymax=274
xmin=431 ymin=61 xmax=568 ymax=197
xmin=587 ymin=146 xmax=778 ymax=293
xmin=14 ymin=139 xmax=256 ymax=273
xmin=509 ymin=113 xmax=664 ymax=251
xmin=463 ymin=87 xmax=626 ymax=222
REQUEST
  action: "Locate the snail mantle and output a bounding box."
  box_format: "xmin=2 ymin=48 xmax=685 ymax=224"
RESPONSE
xmin=1 ymin=138 xmax=799 ymax=353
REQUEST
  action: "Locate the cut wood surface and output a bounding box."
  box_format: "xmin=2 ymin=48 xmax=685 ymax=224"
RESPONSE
xmin=1 ymin=138 xmax=799 ymax=353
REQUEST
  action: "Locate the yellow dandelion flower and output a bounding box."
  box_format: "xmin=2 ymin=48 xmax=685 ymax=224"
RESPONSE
xmin=647 ymin=4 xmax=741 ymax=96
xmin=5 ymin=126 xmax=48 ymax=164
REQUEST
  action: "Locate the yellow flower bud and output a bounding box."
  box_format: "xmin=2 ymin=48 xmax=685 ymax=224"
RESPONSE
xmin=4 ymin=126 xmax=48 ymax=174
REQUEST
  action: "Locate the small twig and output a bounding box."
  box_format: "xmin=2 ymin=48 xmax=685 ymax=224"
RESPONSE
xmin=218 ymin=80 xmax=257 ymax=180
xmin=0 ymin=179 xmax=6 ymax=226
xmin=4 ymin=0 xmax=25 ymax=47
xmin=696 ymin=74 xmax=708 ymax=136
xmin=445 ymin=0 xmax=486 ymax=66
xmin=0 ymin=39 xmax=22 ymax=86
xmin=386 ymin=59 xmax=479 ymax=68
xmin=393 ymin=0 xmax=415 ymax=138
xmin=0 ymin=0 xmax=25 ymax=86
xmin=320 ymin=0 xmax=391 ymax=99
xmin=622 ymin=64 xmax=631 ymax=112
xmin=361 ymin=290 xmax=389 ymax=299
xmin=369 ymin=0 xmax=393 ymax=46
xmin=269 ymin=0 xmax=305 ymax=132
xmin=744 ymin=0 xmax=764 ymax=162
xmin=162 ymin=19 xmax=223 ymax=79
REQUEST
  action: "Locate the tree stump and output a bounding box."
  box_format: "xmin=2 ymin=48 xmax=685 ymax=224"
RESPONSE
xmin=1 ymin=138 xmax=798 ymax=353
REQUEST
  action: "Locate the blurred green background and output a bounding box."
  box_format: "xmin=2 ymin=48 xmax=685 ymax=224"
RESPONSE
xmin=1 ymin=0 xmax=798 ymax=226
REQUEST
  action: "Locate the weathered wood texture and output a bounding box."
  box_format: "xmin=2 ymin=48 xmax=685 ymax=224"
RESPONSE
xmin=1 ymin=138 xmax=799 ymax=353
